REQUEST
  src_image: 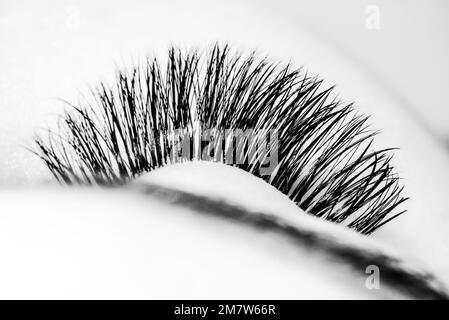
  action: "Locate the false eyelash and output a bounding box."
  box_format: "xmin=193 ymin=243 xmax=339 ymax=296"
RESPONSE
xmin=32 ymin=44 xmax=408 ymax=235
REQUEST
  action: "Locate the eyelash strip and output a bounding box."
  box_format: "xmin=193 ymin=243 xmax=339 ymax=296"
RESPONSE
xmin=33 ymin=44 xmax=408 ymax=235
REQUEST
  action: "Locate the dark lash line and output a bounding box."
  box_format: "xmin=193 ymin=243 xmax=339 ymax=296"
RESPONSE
xmin=32 ymin=44 xmax=408 ymax=234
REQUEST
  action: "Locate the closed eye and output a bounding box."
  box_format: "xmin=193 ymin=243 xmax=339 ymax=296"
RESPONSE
xmin=2 ymin=1 xmax=449 ymax=300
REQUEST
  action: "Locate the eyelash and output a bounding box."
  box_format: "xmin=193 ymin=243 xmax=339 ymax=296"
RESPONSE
xmin=32 ymin=43 xmax=408 ymax=235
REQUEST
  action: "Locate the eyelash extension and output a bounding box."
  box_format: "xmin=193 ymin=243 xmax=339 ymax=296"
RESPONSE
xmin=32 ymin=44 xmax=408 ymax=235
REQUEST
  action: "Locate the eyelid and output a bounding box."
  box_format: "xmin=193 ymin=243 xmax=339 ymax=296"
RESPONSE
xmin=130 ymin=164 xmax=447 ymax=300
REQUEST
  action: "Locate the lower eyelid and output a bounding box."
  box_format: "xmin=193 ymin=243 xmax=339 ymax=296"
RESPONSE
xmin=0 ymin=168 xmax=444 ymax=299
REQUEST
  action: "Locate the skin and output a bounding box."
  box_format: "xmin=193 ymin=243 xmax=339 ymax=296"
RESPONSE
xmin=0 ymin=163 xmax=406 ymax=299
xmin=1 ymin=0 xmax=448 ymax=298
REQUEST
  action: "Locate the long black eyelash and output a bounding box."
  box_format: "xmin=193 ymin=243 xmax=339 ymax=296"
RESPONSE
xmin=32 ymin=44 xmax=408 ymax=235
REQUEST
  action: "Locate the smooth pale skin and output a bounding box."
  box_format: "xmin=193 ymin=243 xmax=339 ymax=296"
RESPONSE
xmin=0 ymin=163 xmax=408 ymax=299
xmin=1 ymin=0 xmax=449 ymax=297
